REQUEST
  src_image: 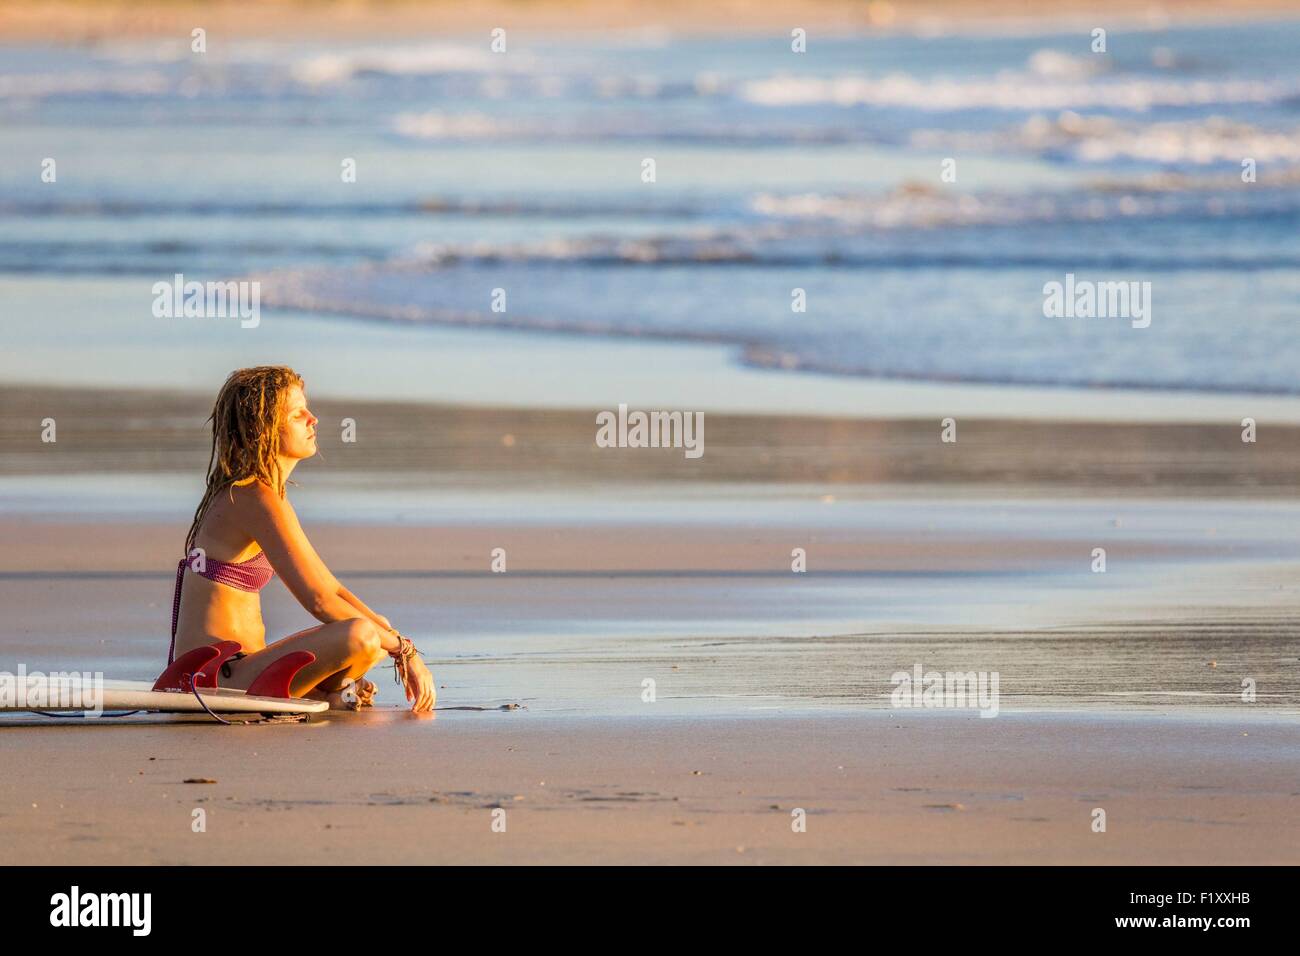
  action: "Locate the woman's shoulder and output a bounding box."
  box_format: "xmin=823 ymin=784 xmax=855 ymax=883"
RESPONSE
xmin=226 ymin=477 xmax=291 ymax=513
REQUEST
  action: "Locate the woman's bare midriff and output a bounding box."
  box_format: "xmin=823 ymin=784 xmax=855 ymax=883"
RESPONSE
xmin=173 ymin=571 xmax=268 ymax=660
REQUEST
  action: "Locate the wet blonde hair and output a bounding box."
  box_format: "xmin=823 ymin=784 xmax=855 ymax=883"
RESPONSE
xmin=183 ymin=366 xmax=304 ymax=555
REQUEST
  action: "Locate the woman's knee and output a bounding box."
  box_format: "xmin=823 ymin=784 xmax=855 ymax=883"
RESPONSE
xmin=341 ymin=618 xmax=382 ymax=661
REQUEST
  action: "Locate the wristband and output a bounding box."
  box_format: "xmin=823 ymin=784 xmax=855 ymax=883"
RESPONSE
xmin=389 ymin=635 xmax=420 ymax=685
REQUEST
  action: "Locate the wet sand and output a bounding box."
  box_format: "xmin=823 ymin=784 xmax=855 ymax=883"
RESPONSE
xmin=1 ymin=385 xmax=1298 ymax=863
xmin=3 ymin=503 xmax=1300 ymax=717
xmin=3 ymin=711 xmax=1296 ymax=864
xmin=4 ymin=384 xmax=1299 ymax=494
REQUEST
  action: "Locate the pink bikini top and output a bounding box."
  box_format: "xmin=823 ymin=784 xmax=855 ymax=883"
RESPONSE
xmin=168 ymin=550 xmax=276 ymax=664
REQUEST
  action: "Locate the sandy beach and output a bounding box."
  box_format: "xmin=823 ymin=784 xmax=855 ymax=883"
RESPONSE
xmin=3 ymin=1 xmax=1299 ymax=869
xmin=2 ymin=385 xmax=1298 ymax=863
xmin=4 ymin=711 xmax=1297 ymax=865
xmin=4 ymin=384 xmax=1300 ymax=492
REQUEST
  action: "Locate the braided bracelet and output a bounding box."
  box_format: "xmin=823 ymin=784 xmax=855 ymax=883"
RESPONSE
xmin=389 ymin=634 xmax=420 ymax=685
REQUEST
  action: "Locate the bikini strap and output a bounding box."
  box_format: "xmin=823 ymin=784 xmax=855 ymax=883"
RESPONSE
xmin=168 ymin=558 xmax=186 ymax=666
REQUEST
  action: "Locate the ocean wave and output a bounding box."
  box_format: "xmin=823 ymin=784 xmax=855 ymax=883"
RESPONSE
xmin=0 ymin=71 xmax=170 ymax=99
xmin=0 ymin=196 xmax=711 ymax=219
xmin=913 ymin=113 xmax=1300 ymax=166
xmin=740 ymin=52 xmax=1298 ymax=112
xmin=5 ymin=183 xmax=1289 ymax=250
xmin=266 ymin=230 xmax=1300 ymax=272
xmin=736 ymin=345 xmax=1300 ymax=396
xmin=292 ymin=44 xmax=729 ymax=99
xmin=1024 ymin=45 xmax=1196 ymax=78
xmin=392 ymin=111 xmax=512 ymax=141
xmin=1024 ymin=49 xmax=1110 ymax=81
xmin=0 ymin=237 xmax=392 ymax=276
xmin=390 ymin=109 xmax=862 ymax=145
xmin=10 ymin=42 xmax=1287 ymax=130
xmin=251 ymin=259 xmax=1300 ymax=396
xmin=747 ymin=182 xmax=1296 ymax=229
xmin=0 ymin=67 xmax=734 ymax=115
xmin=290 ymin=44 xmax=521 ymax=85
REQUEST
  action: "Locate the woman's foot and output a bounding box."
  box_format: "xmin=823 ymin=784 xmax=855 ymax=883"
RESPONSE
xmin=354 ymin=677 xmax=377 ymax=708
xmin=306 ymin=678 xmax=371 ymax=711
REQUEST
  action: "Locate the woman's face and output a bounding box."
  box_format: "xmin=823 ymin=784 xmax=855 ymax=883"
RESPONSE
xmin=278 ymin=382 xmax=318 ymax=459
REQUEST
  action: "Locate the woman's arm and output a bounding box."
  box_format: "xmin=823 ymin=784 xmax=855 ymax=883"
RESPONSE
xmin=239 ymin=483 xmax=402 ymax=652
xmin=337 ymin=584 xmax=392 ymax=632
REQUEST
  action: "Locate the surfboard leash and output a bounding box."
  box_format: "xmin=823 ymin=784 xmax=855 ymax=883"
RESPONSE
xmin=188 ymin=680 xmax=233 ymax=725
xmin=27 ymin=710 xmax=146 ymax=718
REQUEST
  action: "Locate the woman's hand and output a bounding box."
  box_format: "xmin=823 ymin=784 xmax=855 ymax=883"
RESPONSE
xmin=402 ymin=655 xmax=436 ymax=713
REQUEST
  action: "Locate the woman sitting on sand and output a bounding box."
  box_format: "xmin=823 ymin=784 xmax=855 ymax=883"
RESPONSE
xmin=168 ymin=365 xmax=435 ymax=712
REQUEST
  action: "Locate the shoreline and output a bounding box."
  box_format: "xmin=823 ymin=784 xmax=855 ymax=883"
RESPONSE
xmin=9 ymin=278 xmax=1300 ymax=426
xmin=9 ymin=278 xmax=1300 ymax=428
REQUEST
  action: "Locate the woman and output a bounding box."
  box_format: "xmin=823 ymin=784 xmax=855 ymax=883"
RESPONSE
xmin=169 ymin=366 xmax=435 ymax=712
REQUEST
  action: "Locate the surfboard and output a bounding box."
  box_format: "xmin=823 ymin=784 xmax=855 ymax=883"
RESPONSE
xmin=1 ymin=641 xmax=328 ymax=718
xmin=0 ymin=675 xmax=328 ymax=715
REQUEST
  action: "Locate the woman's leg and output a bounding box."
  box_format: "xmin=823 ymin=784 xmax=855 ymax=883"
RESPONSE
xmin=218 ymin=618 xmax=387 ymax=698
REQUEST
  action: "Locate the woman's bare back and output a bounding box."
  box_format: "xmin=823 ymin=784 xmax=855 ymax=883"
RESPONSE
xmin=172 ymin=482 xmax=269 ymax=659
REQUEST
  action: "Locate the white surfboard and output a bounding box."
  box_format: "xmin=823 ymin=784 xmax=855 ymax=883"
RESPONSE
xmin=0 ymin=675 xmax=328 ymax=715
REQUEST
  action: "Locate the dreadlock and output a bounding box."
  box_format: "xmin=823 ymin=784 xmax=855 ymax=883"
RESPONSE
xmin=183 ymin=366 xmax=304 ymax=556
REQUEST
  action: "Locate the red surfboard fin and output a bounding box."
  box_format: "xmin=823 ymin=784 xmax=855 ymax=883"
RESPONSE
xmin=245 ymin=651 xmax=317 ymax=700
xmin=194 ymin=640 xmax=247 ymax=688
xmin=153 ymin=642 xmax=239 ymax=692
